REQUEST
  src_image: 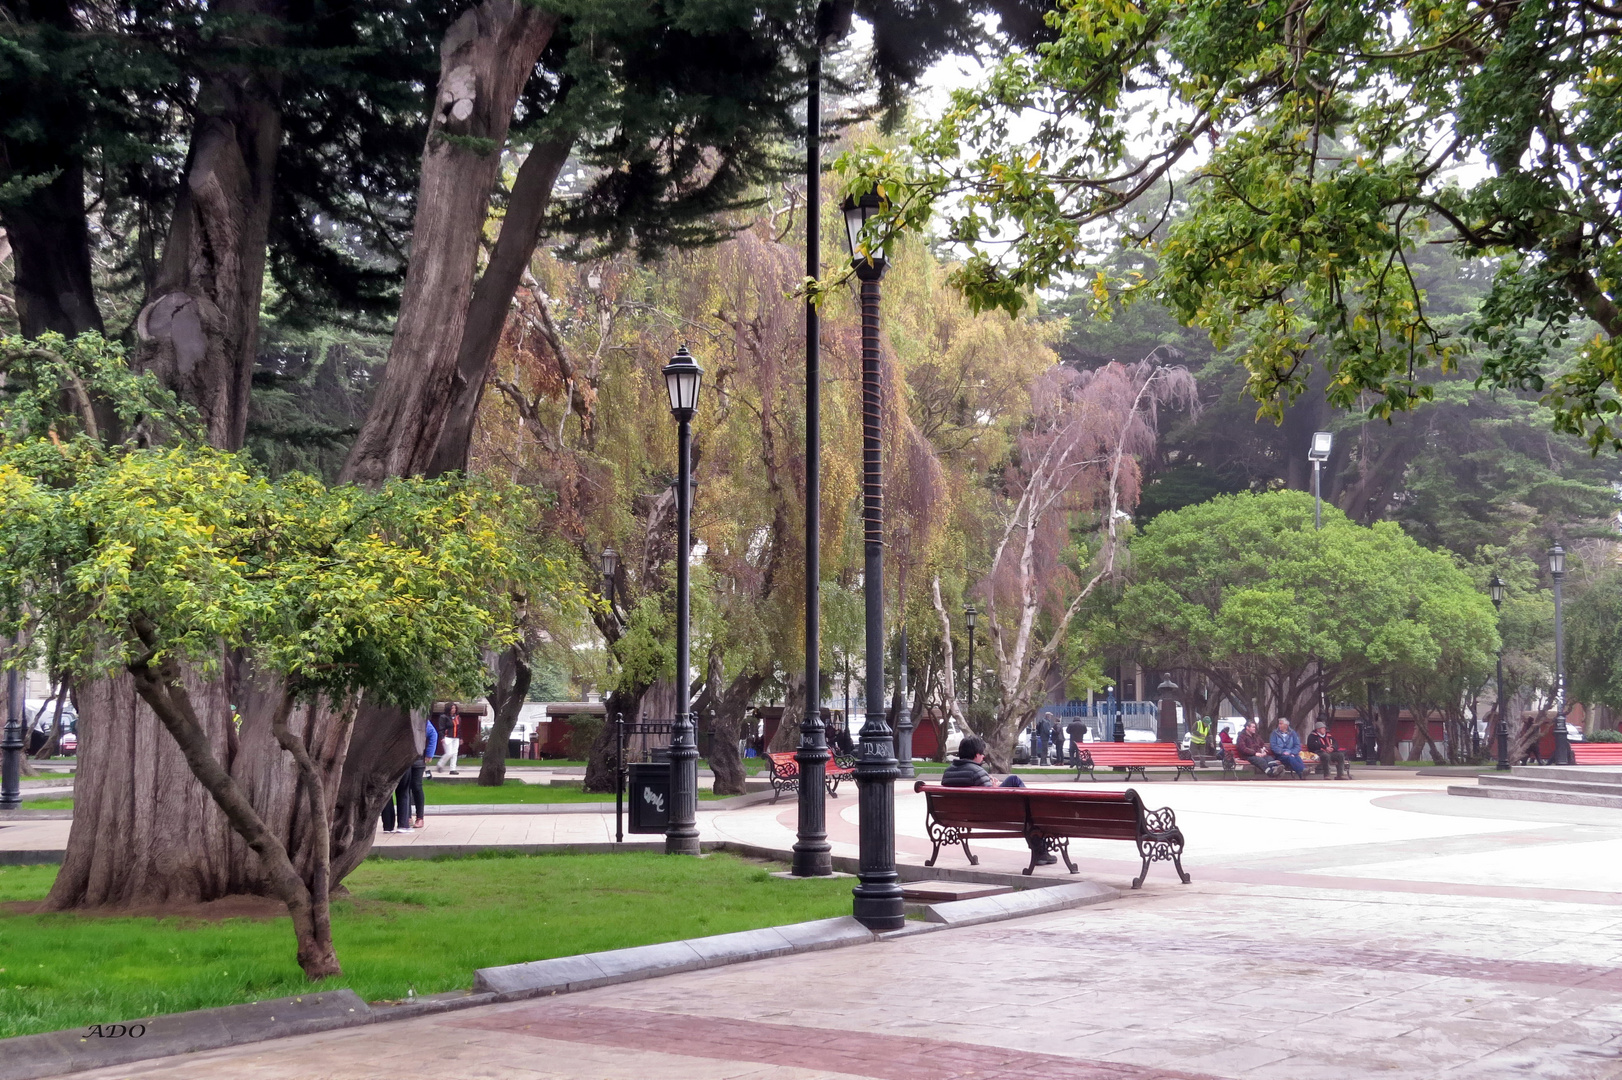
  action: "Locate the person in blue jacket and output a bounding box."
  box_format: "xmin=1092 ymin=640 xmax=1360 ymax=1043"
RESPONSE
xmin=1269 ymin=717 xmax=1306 ymax=778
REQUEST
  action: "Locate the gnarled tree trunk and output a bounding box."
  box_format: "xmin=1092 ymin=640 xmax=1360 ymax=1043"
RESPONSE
xmin=342 ymin=0 xmax=560 ymax=485
xmin=479 ymin=645 xmax=531 ymax=785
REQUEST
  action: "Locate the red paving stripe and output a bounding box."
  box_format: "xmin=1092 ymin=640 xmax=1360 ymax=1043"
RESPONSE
xmin=985 ymin=927 xmax=1622 ymax=992
xmin=469 ymin=1002 xmax=1222 ymax=1080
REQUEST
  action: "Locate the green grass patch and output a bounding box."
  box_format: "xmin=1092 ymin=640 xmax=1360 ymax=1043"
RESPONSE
xmin=0 ymin=851 xmax=850 ymax=1038
xmin=32 ymin=779 xmax=742 ymax=812
xmin=426 ymin=780 xmax=731 ymax=803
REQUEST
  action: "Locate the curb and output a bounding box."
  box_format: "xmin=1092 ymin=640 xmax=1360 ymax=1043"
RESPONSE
xmin=0 ymin=991 xmax=371 ymax=1080
xmin=0 ymin=852 xmax=1119 ymax=1079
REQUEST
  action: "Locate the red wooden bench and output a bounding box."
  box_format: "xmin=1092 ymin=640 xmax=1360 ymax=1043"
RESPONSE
xmin=1572 ymin=744 xmax=1622 ymax=765
xmin=914 ymin=781 xmax=1192 ymax=887
xmin=1075 ymin=742 xmax=1196 ymax=782
xmin=766 ymin=750 xmax=856 ymax=802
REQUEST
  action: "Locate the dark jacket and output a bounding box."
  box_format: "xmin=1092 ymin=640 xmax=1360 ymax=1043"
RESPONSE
xmin=941 ymin=758 xmax=995 ymax=787
xmin=1236 ymin=729 xmax=1268 ymax=758
xmin=1307 ymin=730 xmax=1337 ymax=755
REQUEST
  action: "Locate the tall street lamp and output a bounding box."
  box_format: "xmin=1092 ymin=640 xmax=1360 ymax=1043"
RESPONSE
xmin=1308 ymin=431 xmax=1332 ymax=531
xmin=1490 ymin=574 xmax=1509 ymax=771
xmin=793 ymin=0 xmax=853 ymax=880
xmin=963 ymin=604 xmax=977 ymax=713
xmin=1550 ymin=544 xmax=1571 ymax=766
xmin=893 ymin=525 xmax=914 ymax=780
xmin=1 ymin=639 xmax=21 ymax=811
xmin=843 ymin=189 xmax=903 ymax=931
xmin=662 ymin=346 xmax=703 ymax=855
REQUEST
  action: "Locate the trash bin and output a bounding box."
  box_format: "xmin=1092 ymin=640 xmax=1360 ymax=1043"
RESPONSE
xmin=507 ymin=738 xmax=521 ymax=760
xmin=627 ymin=762 xmax=671 ymax=833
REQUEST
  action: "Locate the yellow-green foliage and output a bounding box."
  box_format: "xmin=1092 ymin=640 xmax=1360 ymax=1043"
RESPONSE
xmin=0 ymin=333 xmax=588 ymax=707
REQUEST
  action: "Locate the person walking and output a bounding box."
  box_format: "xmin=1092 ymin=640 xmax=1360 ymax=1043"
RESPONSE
xmin=1269 ymin=717 xmax=1307 ymax=778
xmin=1033 ymin=716 xmax=1052 ymax=765
xmin=436 ymin=702 xmax=462 ymax=775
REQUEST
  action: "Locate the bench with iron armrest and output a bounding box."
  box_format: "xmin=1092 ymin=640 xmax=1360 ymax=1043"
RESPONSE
xmin=1572 ymin=744 xmax=1622 ymax=765
xmin=913 ymin=781 xmax=1192 ymax=888
xmin=766 ymin=750 xmax=856 ymax=802
xmin=1074 ymin=742 xmax=1197 ymax=782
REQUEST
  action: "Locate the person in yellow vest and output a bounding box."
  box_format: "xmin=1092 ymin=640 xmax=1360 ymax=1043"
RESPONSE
xmin=1190 ymin=715 xmax=1218 ymax=766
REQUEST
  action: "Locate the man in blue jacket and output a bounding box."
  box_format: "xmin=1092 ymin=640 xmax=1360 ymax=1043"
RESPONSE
xmin=1269 ymin=718 xmax=1306 ymax=778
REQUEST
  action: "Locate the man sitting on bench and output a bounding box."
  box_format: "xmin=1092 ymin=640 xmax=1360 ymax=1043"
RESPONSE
xmin=1235 ymin=720 xmax=1272 ymax=774
xmin=1269 ymin=718 xmax=1307 ymax=778
xmin=1307 ymin=721 xmax=1349 ymax=779
xmin=942 ymin=736 xmax=1056 ymax=866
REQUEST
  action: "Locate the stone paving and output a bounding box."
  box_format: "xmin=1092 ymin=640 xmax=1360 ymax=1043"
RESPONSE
xmin=20 ymin=770 xmax=1622 ymax=1078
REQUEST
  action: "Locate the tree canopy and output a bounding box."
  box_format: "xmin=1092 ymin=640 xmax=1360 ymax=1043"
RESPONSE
xmin=841 ymin=0 xmax=1622 ymax=445
xmin=1108 ymin=490 xmax=1499 ymax=726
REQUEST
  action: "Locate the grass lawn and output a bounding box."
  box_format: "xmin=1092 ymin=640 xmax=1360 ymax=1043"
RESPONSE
xmin=0 ymin=851 xmax=851 ymax=1039
xmin=424 ymin=780 xmax=732 ymax=803
xmin=511 ymin=757 xmax=769 ymax=775
xmin=24 ymin=779 xmax=739 ymax=812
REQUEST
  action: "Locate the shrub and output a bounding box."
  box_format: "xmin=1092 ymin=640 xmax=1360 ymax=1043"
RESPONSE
xmin=566 ymin=714 xmax=604 ymax=758
xmin=1586 ymin=729 xmax=1622 ymax=743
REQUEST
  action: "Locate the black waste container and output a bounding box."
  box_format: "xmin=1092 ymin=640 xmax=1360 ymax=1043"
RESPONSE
xmin=627 ymin=762 xmax=671 ymax=833
xmin=507 ymin=738 xmax=522 ymax=760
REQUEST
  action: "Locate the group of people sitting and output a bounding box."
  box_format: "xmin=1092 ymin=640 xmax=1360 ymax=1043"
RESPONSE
xmin=1223 ymin=717 xmax=1350 ymax=780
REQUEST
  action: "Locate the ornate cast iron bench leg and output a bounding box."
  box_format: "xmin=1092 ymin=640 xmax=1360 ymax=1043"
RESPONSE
xmin=925 ymin=817 xmax=977 ymax=867
xmin=1023 ymin=832 xmax=1075 ymax=876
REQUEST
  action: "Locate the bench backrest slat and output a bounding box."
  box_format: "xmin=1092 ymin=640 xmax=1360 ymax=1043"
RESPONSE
xmin=1082 ymin=743 xmax=1184 ymax=764
xmin=915 ymin=783 xmax=1148 ymax=840
xmin=1572 ymin=744 xmax=1622 ymax=764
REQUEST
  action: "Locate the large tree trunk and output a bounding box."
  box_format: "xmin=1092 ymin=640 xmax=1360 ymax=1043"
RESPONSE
xmin=583 ymin=686 xmax=645 ymax=793
xmin=479 ymin=645 xmax=531 ymax=785
xmin=51 ymin=659 xmax=377 ymax=911
xmin=134 ymin=0 xmax=285 ymax=452
xmin=2 ymin=163 xmax=105 ymax=339
xmin=341 ymin=1 xmax=560 ymax=484
xmin=427 ymin=136 xmax=575 ymax=477
xmin=699 ymin=652 xmax=762 ymax=797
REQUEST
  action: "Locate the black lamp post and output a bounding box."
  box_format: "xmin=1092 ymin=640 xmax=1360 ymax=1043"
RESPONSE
xmin=662 ymin=346 xmax=703 ymax=855
xmin=893 ymin=525 xmax=914 ymax=780
xmin=793 ymin=0 xmax=852 ymax=880
xmin=1 ymin=641 xmax=21 ymax=812
xmin=963 ymin=604 xmax=977 ymax=713
xmin=1490 ymin=573 xmax=1509 ymax=771
xmin=1550 ymin=544 xmax=1571 ymax=766
xmin=843 ymin=189 xmax=904 ymax=931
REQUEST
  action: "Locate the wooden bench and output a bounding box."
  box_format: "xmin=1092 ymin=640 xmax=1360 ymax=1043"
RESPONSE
xmin=1222 ymin=747 xmax=1321 ymax=778
xmin=914 ymin=781 xmax=1192 ymax=887
xmin=766 ymin=750 xmax=856 ymax=802
xmin=1572 ymin=744 xmax=1622 ymax=765
xmin=1074 ymin=742 xmax=1196 ymax=782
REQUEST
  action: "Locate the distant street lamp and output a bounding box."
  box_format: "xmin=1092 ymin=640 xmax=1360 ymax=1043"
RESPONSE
xmin=1549 ymin=544 xmax=1571 ymax=766
xmin=963 ymin=604 xmax=977 ymax=713
xmin=1 ymin=641 xmax=20 ymax=812
xmin=1490 ymin=574 xmax=1508 ymax=771
xmin=841 ymin=188 xmax=903 ymax=931
xmin=662 ymin=346 xmax=703 ymax=855
xmin=1307 ymin=431 xmax=1333 ymax=531
xmin=893 ymin=525 xmax=914 ymax=780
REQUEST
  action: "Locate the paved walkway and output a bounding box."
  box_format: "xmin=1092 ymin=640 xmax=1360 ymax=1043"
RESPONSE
xmin=23 ymin=770 xmax=1622 ymax=1078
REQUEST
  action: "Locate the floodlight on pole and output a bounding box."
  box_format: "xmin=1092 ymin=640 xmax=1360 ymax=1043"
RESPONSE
xmin=1308 ymin=431 xmax=1332 ymax=530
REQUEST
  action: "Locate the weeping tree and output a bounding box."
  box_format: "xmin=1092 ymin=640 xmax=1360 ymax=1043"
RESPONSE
xmin=968 ymin=359 xmax=1197 ymax=768
xmin=0 ymin=334 xmax=583 ymax=975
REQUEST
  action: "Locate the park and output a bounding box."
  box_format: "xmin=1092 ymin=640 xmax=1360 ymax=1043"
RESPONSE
xmin=1 ymin=0 xmax=1621 ymax=1076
